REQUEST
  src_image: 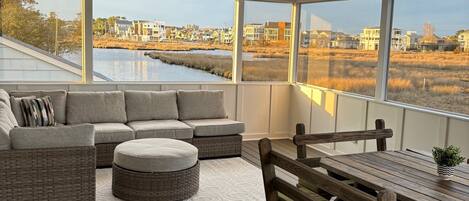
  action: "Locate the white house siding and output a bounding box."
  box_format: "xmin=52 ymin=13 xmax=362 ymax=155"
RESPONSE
xmin=0 ymin=45 xmax=80 ymax=81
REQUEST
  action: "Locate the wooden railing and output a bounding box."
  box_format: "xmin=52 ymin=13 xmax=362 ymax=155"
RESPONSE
xmin=293 ymin=119 xmax=393 ymax=167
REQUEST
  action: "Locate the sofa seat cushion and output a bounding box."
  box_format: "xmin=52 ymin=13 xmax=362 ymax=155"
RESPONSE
xmin=94 ymin=123 xmax=134 ymax=144
xmin=177 ymin=90 xmax=227 ymax=120
xmin=10 ymin=124 xmax=94 ymax=149
xmin=114 ymin=138 xmax=198 ymax=172
xmin=9 ymin=90 xmax=67 ymax=124
xmin=125 ymin=90 xmax=179 ymax=121
xmin=184 ymin=119 xmax=245 ymax=137
xmin=127 ymin=120 xmax=193 ymax=139
xmin=67 ymin=91 xmax=127 ymax=124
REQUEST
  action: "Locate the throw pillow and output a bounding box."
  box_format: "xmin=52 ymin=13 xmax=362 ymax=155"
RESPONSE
xmin=10 ymin=96 xmax=36 ymax=127
xmin=20 ymin=96 xmax=56 ymax=127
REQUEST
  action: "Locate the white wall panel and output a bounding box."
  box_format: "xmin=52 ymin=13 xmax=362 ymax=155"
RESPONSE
xmin=237 ymin=85 xmax=271 ymax=139
xmin=117 ymin=84 xmax=161 ymax=91
xmin=161 ymin=84 xmax=201 ymax=90
xmin=202 ymin=84 xmax=237 ymax=120
xmin=366 ymin=102 xmax=404 ymax=151
xmin=289 ymin=85 xmax=312 ymax=136
xmin=310 ymin=89 xmax=337 ymax=150
xmin=335 ymin=95 xmax=368 ymax=154
xmin=69 ymin=84 xmax=118 ymax=91
xmin=17 ymin=84 xmax=69 ymax=91
xmin=270 ymin=85 xmax=291 ymax=138
xmin=447 ymin=118 xmax=469 ymax=158
xmin=402 ymin=110 xmax=447 ymax=152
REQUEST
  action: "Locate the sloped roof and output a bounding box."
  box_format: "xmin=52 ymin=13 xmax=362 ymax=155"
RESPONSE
xmin=0 ymin=35 xmax=111 ymax=81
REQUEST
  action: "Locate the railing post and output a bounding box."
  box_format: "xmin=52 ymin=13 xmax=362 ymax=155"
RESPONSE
xmin=375 ymin=119 xmax=387 ymax=151
xmin=296 ymin=123 xmax=307 ymax=159
xmin=375 ymin=0 xmax=394 ymax=100
xmin=258 ymin=138 xmax=278 ymax=201
xmin=232 ymin=0 xmax=244 ymax=83
xmin=82 ymin=0 xmax=93 ymax=84
xmin=288 ymin=2 xmax=301 ymax=84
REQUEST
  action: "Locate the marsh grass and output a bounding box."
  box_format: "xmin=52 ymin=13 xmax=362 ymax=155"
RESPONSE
xmin=144 ymin=46 xmax=468 ymax=115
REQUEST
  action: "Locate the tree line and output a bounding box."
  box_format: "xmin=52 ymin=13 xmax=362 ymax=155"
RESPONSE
xmin=0 ymin=0 xmax=81 ymax=56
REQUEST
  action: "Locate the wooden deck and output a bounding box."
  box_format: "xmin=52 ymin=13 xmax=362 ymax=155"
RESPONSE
xmin=241 ymin=139 xmax=326 ymax=184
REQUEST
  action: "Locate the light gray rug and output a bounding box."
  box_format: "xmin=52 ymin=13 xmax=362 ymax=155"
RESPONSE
xmin=96 ymin=157 xmax=266 ymax=201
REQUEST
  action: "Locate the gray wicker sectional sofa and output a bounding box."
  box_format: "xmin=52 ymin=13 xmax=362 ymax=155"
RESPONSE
xmin=1 ymin=89 xmax=245 ymax=167
xmin=0 ymin=88 xmax=244 ymax=200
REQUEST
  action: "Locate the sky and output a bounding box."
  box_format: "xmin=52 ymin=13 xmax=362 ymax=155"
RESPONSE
xmin=34 ymin=0 xmax=468 ymax=36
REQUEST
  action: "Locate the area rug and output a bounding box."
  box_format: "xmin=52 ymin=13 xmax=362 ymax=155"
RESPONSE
xmin=96 ymin=157 xmax=266 ymax=201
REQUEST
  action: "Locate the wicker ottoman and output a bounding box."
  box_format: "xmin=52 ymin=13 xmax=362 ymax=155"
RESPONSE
xmin=112 ymin=138 xmax=199 ymax=201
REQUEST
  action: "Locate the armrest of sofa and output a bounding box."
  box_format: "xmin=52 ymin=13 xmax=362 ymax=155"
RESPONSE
xmin=0 ymin=145 xmax=96 ymax=200
xmin=10 ymin=124 xmax=95 ymax=149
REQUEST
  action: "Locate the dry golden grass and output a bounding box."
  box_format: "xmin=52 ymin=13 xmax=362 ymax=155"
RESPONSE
xmin=308 ymin=78 xmax=413 ymax=93
xmin=430 ymin=85 xmax=462 ymax=94
xmin=388 ymin=79 xmax=413 ymax=91
xmin=93 ymin=38 xmax=232 ymax=51
xmin=144 ymin=51 xmax=468 ymax=114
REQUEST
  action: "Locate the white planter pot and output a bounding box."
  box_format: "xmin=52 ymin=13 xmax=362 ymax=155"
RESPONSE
xmin=437 ymin=165 xmax=455 ymax=179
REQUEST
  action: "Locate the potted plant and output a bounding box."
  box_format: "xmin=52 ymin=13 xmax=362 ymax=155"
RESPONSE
xmin=432 ymin=145 xmax=465 ymax=179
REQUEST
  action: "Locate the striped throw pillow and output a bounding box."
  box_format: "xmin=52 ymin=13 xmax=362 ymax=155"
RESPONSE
xmin=20 ymin=96 xmax=56 ymax=127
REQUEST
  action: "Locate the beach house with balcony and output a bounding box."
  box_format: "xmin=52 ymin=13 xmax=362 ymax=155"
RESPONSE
xmin=458 ymin=30 xmax=469 ymax=52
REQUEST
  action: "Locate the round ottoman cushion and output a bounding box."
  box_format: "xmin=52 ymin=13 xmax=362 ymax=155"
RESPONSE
xmin=114 ymin=138 xmax=198 ymax=172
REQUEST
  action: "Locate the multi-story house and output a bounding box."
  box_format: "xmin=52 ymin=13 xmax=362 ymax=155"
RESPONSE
xmin=404 ymin=31 xmax=419 ymax=51
xmin=165 ymin=26 xmax=180 ymax=41
xmin=359 ymin=27 xmax=380 ymax=50
xmin=309 ymin=30 xmax=333 ymax=48
xmin=458 ymin=30 xmax=469 ymax=52
xmin=243 ymin=24 xmax=264 ymax=41
xmin=359 ymin=27 xmax=405 ymax=51
xmin=221 ymin=28 xmax=233 ymax=44
xmin=264 ymin=22 xmax=291 ymax=41
xmin=132 ymin=20 xmax=166 ymax=42
xmin=114 ymin=19 xmax=132 ymax=39
xmin=331 ymin=33 xmax=359 ymax=49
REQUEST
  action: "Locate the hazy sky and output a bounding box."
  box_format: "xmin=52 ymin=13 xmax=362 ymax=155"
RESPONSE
xmin=34 ymin=0 xmax=468 ymax=35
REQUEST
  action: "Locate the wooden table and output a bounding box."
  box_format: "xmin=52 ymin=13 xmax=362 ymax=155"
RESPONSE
xmin=319 ymin=151 xmax=469 ymax=201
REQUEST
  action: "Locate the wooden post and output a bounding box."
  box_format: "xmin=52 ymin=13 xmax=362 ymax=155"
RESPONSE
xmin=296 ymin=123 xmax=307 ymax=159
xmin=377 ymin=189 xmax=397 ymax=201
xmin=375 ymin=119 xmax=387 ymax=151
xmin=258 ymin=138 xmax=278 ymax=201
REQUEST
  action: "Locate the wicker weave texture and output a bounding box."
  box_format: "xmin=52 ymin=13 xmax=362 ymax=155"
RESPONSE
xmin=0 ymin=146 xmax=96 ymax=201
xmin=192 ymin=134 xmax=242 ymax=159
xmin=97 ymin=136 xmax=241 ymax=167
xmin=112 ymin=162 xmax=200 ymax=201
xmin=96 ymin=143 xmax=120 ymax=167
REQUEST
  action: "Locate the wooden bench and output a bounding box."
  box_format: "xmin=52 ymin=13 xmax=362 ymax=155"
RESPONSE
xmin=258 ymin=138 xmax=396 ymax=201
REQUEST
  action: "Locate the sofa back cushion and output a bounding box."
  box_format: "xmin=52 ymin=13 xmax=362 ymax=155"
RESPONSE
xmin=0 ymin=102 xmax=18 ymax=150
xmin=10 ymin=124 xmax=94 ymax=149
xmin=67 ymin=91 xmax=127 ymax=124
xmin=125 ymin=90 xmax=178 ymax=121
xmin=9 ymin=90 xmax=67 ymax=124
xmin=177 ymin=90 xmax=226 ymax=120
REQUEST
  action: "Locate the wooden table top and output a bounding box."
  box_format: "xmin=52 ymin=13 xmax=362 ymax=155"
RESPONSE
xmin=319 ymin=151 xmax=469 ymax=201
